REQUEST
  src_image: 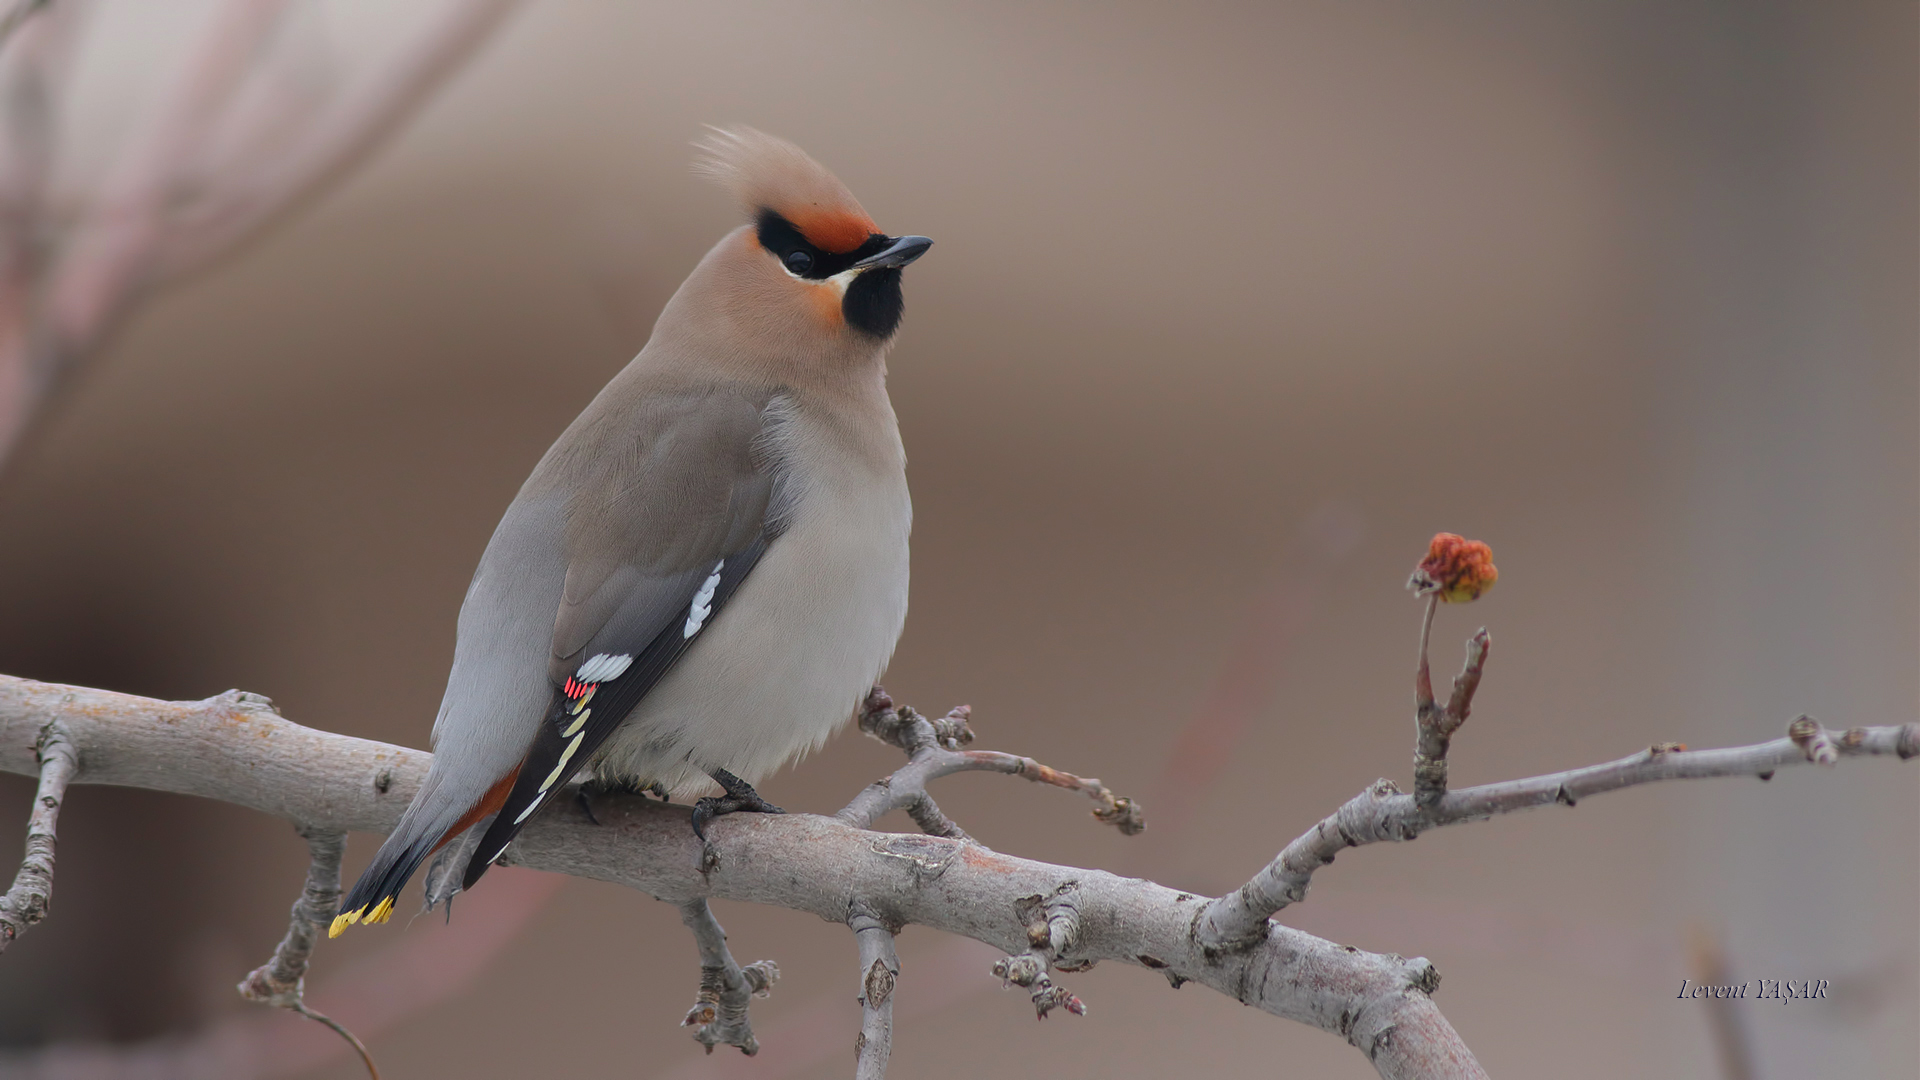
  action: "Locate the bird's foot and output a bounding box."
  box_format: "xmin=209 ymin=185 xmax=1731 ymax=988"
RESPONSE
xmin=574 ymin=787 xmax=602 ymax=826
xmin=690 ymin=769 xmax=785 ymax=841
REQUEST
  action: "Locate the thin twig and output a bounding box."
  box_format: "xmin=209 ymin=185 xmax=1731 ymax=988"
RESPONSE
xmin=1414 ymin=592 xmax=1438 ymax=714
xmin=849 ymin=902 xmax=897 ymax=1079
xmin=1414 ymin=627 xmax=1490 ymax=808
xmin=836 ymin=687 xmax=1145 ymax=836
xmin=1197 ymin=717 xmax=1920 ymax=948
xmin=237 ymin=827 xmax=381 ymax=1080
xmin=0 ymin=718 xmax=75 ymax=952
xmin=678 ymin=898 xmax=777 ymax=1055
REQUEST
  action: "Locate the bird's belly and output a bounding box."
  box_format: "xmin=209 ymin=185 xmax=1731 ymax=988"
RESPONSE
xmin=592 ymin=467 xmax=909 ymax=796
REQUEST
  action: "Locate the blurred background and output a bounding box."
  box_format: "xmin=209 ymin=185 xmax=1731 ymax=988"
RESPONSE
xmin=0 ymin=1 xmax=1913 ymax=1077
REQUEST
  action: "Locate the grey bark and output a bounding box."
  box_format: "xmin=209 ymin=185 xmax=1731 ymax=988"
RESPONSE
xmin=8 ymin=673 xmax=1912 ymax=1077
xmin=0 ymin=674 xmax=1484 ymax=1079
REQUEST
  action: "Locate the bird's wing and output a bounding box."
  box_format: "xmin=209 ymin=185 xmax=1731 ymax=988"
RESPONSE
xmin=464 ymin=384 xmax=793 ymax=883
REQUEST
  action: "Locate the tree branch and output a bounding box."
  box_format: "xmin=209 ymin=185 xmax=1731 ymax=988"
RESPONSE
xmin=991 ymin=886 xmax=1089 ymax=1020
xmin=236 ymin=827 xmax=381 ymax=1080
xmin=0 ymin=674 xmax=1481 ymax=1079
xmin=678 ymin=897 xmax=777 ymax=1056
xmin=849 ymin=902 xmax=898 ymax=1079
xmin=4 ymin=658 xmax=1912 ymax=1078
xmin=0 ymin=714 xmax=73 ymax=952
xmin=837 ymin=688 xmax=1144 ymax=837
xmin=1196 ymin=717 xmax=1920 ymax=949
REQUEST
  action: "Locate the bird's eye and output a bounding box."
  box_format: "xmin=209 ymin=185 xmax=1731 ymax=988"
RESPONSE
xmin=784 ymin=250 xmax=813 ymax=275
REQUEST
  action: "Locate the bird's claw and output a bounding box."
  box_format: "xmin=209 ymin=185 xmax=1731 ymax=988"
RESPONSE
xmin=575 ymin=787 xmax=603 ymax=826
xmin=689 ymin=791 xmax=786 ymax=840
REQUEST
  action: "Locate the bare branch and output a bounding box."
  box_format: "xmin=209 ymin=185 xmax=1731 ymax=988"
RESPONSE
xmin=991 ymin=886 xmax=1088 ymax=1020
xmin=837 ymin=687 xmax=1144 ymax=837
xmin=237 ymin=827 xmax=381 ymax=1080
xmin=1197 ymin=717 xmax=1920 ymax=949
xmin=849 ymin=902 xmax=898 ymax=1079
xmin=0 ymin=716 xmax=75 ymax=952
xmin=1414 ymin=592 xmax=1438 ymax=715
xmin=1414 ymin=626 xmax=1489 ymax=808
xmin=0 ymin=674 xmax=1483 ymax=1079
xmin=678 ymin=898 xmax=777 ymax=1056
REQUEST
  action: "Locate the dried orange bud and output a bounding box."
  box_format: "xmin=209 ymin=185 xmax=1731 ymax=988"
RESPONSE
xmin=1408 ymin=533 xmax=1498 ymax=602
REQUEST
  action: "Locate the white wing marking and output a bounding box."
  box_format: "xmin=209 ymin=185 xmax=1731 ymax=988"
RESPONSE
xmin=576 ymin=653 xmax=633 ymax=684
xmin=683 ymin=559 xmax=726 ymax=638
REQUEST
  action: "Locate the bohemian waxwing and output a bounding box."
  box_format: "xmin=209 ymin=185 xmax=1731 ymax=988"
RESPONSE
xmin=333 ymin=128 xmax=929 ymax=934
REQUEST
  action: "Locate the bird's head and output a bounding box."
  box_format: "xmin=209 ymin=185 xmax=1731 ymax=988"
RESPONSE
xmin=692 ymin=127 xmax=931 ymax=346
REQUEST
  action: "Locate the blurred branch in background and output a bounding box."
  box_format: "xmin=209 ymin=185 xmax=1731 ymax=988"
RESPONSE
xmin=1688 ymin=926 xmax=1756 ymax=1080
xmin=0 ymin=0 xmax=521 ymax=470
xmin=0 ymin=2 xmax=49 ymax=49
xmin=1148 ymin=503 xmax=1365 ymax=838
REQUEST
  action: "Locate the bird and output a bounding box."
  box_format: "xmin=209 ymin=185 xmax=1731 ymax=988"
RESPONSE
xmin=331 ymin=128 xmax=929 ymax=935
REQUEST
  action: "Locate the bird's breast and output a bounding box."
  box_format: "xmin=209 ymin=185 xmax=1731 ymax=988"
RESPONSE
xmin=595 ymin=394 xmax=910 ymax=793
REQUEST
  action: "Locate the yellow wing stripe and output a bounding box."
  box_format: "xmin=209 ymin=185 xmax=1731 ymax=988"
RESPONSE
xmin=540 ymin=731 xmax=587 ymax=791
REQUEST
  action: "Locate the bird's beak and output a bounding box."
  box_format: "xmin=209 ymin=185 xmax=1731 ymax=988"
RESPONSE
xmin=852 ymin=235 xmax=933 ymax=270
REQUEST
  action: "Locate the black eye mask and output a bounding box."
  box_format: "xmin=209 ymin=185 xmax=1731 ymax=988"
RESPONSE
xmin=755 ymin=209 xmax=893 ymax=280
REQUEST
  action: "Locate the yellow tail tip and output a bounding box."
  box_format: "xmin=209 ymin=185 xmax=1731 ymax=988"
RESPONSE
xmin=366 ymin=896 xmax=397 ymax=924
xmin=328 ymin=908 xmax=364 ymax=937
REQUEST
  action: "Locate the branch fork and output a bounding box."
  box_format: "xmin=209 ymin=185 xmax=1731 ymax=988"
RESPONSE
xmin=1413 ymin=595 xmax=1490 ymax=809
xmin=1196 ymin=589 xmax=1919 ymax=963
xmin=837 ymin=687 xmax=1145 ymax=839
xmin=832 ymin=687 xmax=1127 ymax=1056
xmin=677 ymin=898 xmax=778 ymax=1056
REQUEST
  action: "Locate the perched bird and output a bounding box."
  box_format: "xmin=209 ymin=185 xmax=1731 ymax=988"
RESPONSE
xmin=332 ymin=129 xmax=929 ymax=935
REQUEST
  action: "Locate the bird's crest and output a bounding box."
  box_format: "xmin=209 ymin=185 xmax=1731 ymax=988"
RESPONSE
xmin=695 ymin=126 xmax=878 ymax=254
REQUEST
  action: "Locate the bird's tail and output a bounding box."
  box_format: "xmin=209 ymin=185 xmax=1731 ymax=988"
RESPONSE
xmin=331 ymin=766 xmax=519 ymax=936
